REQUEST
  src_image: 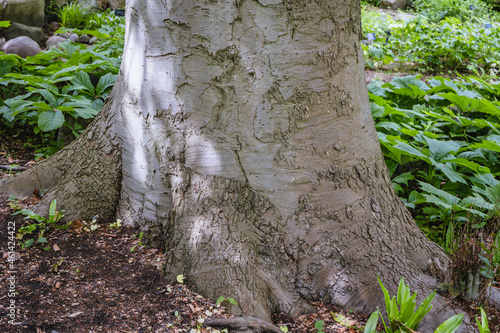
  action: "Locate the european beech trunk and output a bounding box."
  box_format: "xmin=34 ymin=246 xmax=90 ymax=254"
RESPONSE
xmin=1 ymin=0 xmax=472 ymax=331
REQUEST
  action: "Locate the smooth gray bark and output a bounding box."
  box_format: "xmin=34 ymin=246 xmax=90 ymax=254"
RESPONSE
xmin=0 ymin=0 xmax=472 ymax=331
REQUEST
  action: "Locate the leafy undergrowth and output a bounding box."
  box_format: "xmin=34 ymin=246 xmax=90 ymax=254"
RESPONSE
xmin=369 ymin=75 xmax=500 ymax=248
xmin=0 ymin=196 xmax=373 ymax=333
xmin=0 ymin=11 xmax=124 ymax=158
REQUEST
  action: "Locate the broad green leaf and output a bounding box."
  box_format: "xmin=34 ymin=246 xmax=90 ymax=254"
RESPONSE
xmin=440 ymin=158 xmax=490 ymax=174
xmin=423 ymin=136 xmax=460 ymax=161
xmin=435 ymin=163 xmax=467 ymax=184
xmin=419 ymin=181 xmax=460 ymax=206
xmin=363 ymin=312 xmax=379 ymax=333
xmin=49 ymin=200 xmax=57 ymax=218
xmin=392 ymin=75 xmax=430 ymax=92
xmin=377 ymin=276 xmax=392 ymax=316
xmin=95 ymin=73 xmax=116 ymax=95
xmin=476 ymin=308 xmax=490 ymax=333
xmin=439 ymin=92 xmax=472 ymax=112
xmin=38 ymin=89 xmax=59 ymax=108
xmin=485 ymin=184 xmax=500 ymax=205
xmin=434 ymin=314 xmax=463 ymax=333
xmin=71 ymin=71 xmax=95 ymax=95
xmin=315 ymin=320 xmax=324 ymax=330
xmin=406 ymin=291 xmax=436 ymax=329
xmin=376 ymin=121 xmax=401 ymax=132
xmin=38 ymin=109 xmax=65 ymax=131
xmin=471 ymin=140 xmax=500 ymax=154
xmin=392 ymin=172 xmax=414 ymax=185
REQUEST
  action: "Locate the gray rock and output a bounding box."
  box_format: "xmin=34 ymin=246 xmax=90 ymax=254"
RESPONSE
xmin=1 ymin=36 xmax=41 ymax=58
xmin=48 ymin=21 xmax=62 ymax=32
xmin=108 ymin=0 xmax=125 ymax=9
xmin=0 ymin=0 xmax=45 ymax=28
xmin=89 ymin=36 xmax=98 ymax=45
xmin=69 ymin=33 xmax=79 ymax=43
xmin=78 ymin=34 xmax=91 ymax=44
xmin=3 ymin=22 xmax=47 ymax=45
xmin=0 ymin=37 xmax=5 ymax=48
xmin=380 ymin=0 xmax=408 ymax=9
xmin=46 ymin=35 xmax=68 ymax=48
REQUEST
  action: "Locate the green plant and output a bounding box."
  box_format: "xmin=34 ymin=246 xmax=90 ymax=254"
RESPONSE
xmin=215 ymin=296 xmax=238 ymax=307
xmin=476 ymin=307 xmax=491 ymax=333
xmin=361 ymin=9 xmax=500 ymax=73
xmin=364 ymin=277 xmax=463 ymax=333
xmin=109 ymin=219 xmax=122 ymax=229
xmin=332 ymin=312 xmax=364 ymax=331
xmin=363 ymin=277 xmax=463 ymax=333
xmin=314 ymin=320 xmax=324 ymax=333
xmin=442 ymin=217 xmax=500 ymax=300
xmin=0 ymin=20 xmax=122 ymax=155
xmin=411 ymin=0 xmax=491 ymax=23
xmin=369 ymin=75 xmax=500 ymax=244
xmin=57 ymin=2 xmax=89 ymax=29
xmin=0 ymin=21 xmax=11 ymax=28
xmin=13 ymin=199 xmax=69 ymax=248
xmin=130 ymin=231 xmax=144 ymax=252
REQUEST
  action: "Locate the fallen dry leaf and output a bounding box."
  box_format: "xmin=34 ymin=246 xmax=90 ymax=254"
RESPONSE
xmin=53 ymin=244 xmax=61 ymax=251
xmin=67 ymin=311 xmax=83 ymax=318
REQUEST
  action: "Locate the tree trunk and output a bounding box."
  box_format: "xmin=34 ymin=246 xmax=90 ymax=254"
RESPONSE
xmin=1 ymin=0 xmax=471 ymax=330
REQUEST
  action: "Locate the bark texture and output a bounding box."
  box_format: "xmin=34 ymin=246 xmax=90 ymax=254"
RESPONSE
xmin=0 ymin=0 xmax=472 ymax=330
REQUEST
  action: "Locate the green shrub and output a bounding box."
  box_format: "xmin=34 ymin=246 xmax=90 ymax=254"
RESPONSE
xmin=362 ymin=12 xmax=500 ymax=73
xmin=364 ymin=277 xmax=463 ymax=333
xmin=411 ymin=0 xmax=491 ymax=23
xmin=369 ymin=75 xmax=500 ymax=243
xmin=58 ymin=1 xmax=88 ymax=29
xmin=0 ymin=15 xmax=124 ymax=156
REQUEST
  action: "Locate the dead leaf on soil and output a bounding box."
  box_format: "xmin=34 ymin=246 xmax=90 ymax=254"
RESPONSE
xmin=67 ymin=311 xmax=83 ymax=318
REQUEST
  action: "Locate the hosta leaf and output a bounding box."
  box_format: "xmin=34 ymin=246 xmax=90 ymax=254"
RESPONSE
xmin=38 ymin=109 xmax=65 ymax=131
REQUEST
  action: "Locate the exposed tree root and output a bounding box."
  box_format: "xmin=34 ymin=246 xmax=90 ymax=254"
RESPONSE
xmin=205 ymin=317 xmax=283 ymax=333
